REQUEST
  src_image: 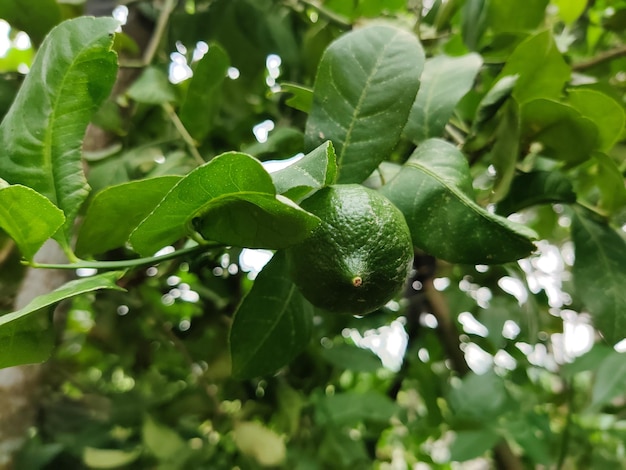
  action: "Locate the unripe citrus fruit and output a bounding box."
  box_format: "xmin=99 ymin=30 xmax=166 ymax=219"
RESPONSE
xmin=286 ymin=184 xmax=413 ymax=314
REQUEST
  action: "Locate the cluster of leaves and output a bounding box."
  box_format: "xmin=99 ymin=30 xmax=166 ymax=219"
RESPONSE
xmin=0 ymin=0 xmax=626 ymax=468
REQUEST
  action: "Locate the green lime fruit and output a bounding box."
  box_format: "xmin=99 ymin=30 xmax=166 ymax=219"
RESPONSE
xmin=286 ymin=184 xmax=413 ymax=315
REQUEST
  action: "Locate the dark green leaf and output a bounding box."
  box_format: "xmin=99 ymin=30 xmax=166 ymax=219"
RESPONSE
xmin=0 ymin=17 xmax=118 ymax=251
xmin=192 ymin=192 xmax=320 ymax=249
xmin=498 ymin=31 xmax=570 ymax=104
xmin=381 ymin=138 xmax=537 ymax=264
xmin=594 ymin=153 xmax=626 ymax=214
xmin=179 ymin=43 xmax=230 ymax=142
xmin=270 ymin=141 xmax=337 ymax=201
xmin=279 ymin=82 xmax=313 ymax=113
xmin=472 ymin=75 xmax=518 ymax=132
xmin=243 ymin=127 xmax=304 ymax=160
xmin=404 ymin=53 xmax=482 ymax=143
xmin=0 ymin=271 xmax=125 ymax=369
xmin=490 ymin=99 xmax=520 ymax=202
xmin=315 ymin=391 xmax=399 ymax=426
xmin=0 ymin=184 xmax=65 ymax=260
xmin=503 ymin=412 xmax=553 ymax=464
xmin=521 ymin=99 xmax=598 ymax=164
xmin=496 ymin=171 xmax=576 ymax=216
xmin=126 ymin=67 xmax=177 ymax=105
xmin=461 ymin=0 xmax=489 ymax=50
xmin=572 ymin=211 xmax=626 ymax=344
xmin=318 ymin=343 xmax=382 ymax=372
xmin=76 ymin=176 xmax=182 ymax=257
xmin=130 ymin=152 xmax=319 ymax=256
xmin=589 ymin=351 xmax=626 ymax=411
xmin=450 ymin=429 xmax=500 ymax=462
xmin=230 ymin=252 xmax=314 ymax=378
xmin=305 ymin=24 xmax=424 ymax=183
xmin=0 ymin=0 xmax=62 ymax=46
xmin=567 ymin=88 xmax=625 ymax=152
xmin=447 ymin=371 xmax=510 ymax=423
xmin=561 ymin=344 xmax=614 ymax=380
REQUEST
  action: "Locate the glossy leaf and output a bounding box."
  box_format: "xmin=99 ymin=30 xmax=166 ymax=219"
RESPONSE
xmin=230 ymin=252 xmax=314 ymax=379
xmin=589 ymin=351 xmax=626 ymax=411
xmin=76 ymin=176 xmax=182 ymax=257
xmin=380 ymin=138 xmax=537 ymax=264
xmin=126 ymin=67 xmax=177 ymax=105
xmin=0 ymin=184 xmax=65 ymax=260
xmin=130 ymin=152 xmax=319 ymax=256
xmin=270 ymin=141 xmax=337 ymax=201
xmin=521 ymin=99 xmax=597 ymax=164
xmin=0 ymin=17 xmax=118 ymax=250
xmin=461 ymin=0 xmax=489 ymax=50
xmin=192 ymin=193 xmax=320 ymax=249
xmin=0 ymin=0 xmax=61 ymax=46
xmin=305 ymin=24 xmax=424 ymax=183
xmin=553 ymin=0 xmax=587 ymax=23
xmin=567 ymin=89 xmax=625 ymax=152
xmin=179 ymin=43 xmax=230 ymax=142
xmin=0 ymin=271 xmax=125 ymax=369
xmin=572 ymin=211 xmax=626 ymax=344
xmin=498 ymin=30 xmax=570 ymax=104
xmin=496 ymin=171 xmax=576 ymax=216
xmin=404 ymin=53 xmax=482 ymax=143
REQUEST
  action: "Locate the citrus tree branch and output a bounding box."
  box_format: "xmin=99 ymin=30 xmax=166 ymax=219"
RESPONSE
xmin=163 ymin=102 xmax=206 ymax=165
xmin=423 ymin=277 xmax=524 ymax=470
xmin=573 ymin=45 xmax=626 ymax=71
xmin=25 ymin=243 xmax=219 ymax=271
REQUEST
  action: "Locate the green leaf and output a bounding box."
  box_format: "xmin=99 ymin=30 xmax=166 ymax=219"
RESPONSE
xmin=142 ymin=415 xmax=186 ymax=461
xmin=83 ymin=447 xmax=141 ymax=469
xmin=305 ymin=24 xmax=424 ymax=183
xmin=380 ymin=138 xmax=537 ymax=264
xmin=472 ymin=75 xmax=518 ymax=133
xmin=496 ymin=171 xmax=576 ymax=216
xmin=404 ymin=53 xmax=482 ymax=143
xmin=593 ymin=153 xmax=626 ymax=214
xmin=318 ymin=343 xmax=382 ymax=372
xmin=521 ymin=99 xmax=598 ymax=164
xmin=488 ymin=0 xmax=549 ymax=34
xmin=192 ymin=193 xmax=320 ymax=250
xmin=230 ymin=251 xmax=314 ymax=379
xmin=461 ymin=0 xmax=489 ymax=50
xmin=566 ymin=89 xmax=626 ymax=152
xmin=233 ymin=422 xmax=286 ymax=467
xmin=126 ymin=67 xmax=177 ymax=105
xmin=0 ymin=0 xmax=62 ymax=46
xmin=0 ymin=184 xmax=65 ymax=260
xmin=449 ymin=429 xmax=500 ymax=462
xmin=279 ymin=82 xmax=313 ymax=113
xmin=179 ymin=43 xmax=230 ymax=142
xmin=447 ymin=371 xmax=510 ymax=423
xmin=129 ymin=152 xmax=319 ymax=256
xmin=498 ymin=31 xmax=570 ymax=104
xmin=553 ymin=0 xmax=587 ymax=24
xmin=589 ymin=351 xmax=626 ymax=411
xmin=0 ymin=271 xmax=125 ymax=369
xmin=0 ymin=17 xmax=118 ymax=250
xmin=270 ymin=141 xmax=337 ymax=201
xmin=572 ymin=211 xmax=626 ymax=344
xmin=76 ymin=176 xmax=182 ymax=257
xmin=315 ymin=391 xmax=399 ymax=426
xmin=490 ymin=99 xmax=520 ymax=202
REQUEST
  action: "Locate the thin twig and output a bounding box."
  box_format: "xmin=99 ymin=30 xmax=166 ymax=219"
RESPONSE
xmin=163 ymin=102 xmax=205 ymax=165
xmin=573 ymin=45 xmax=626 ymax=71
